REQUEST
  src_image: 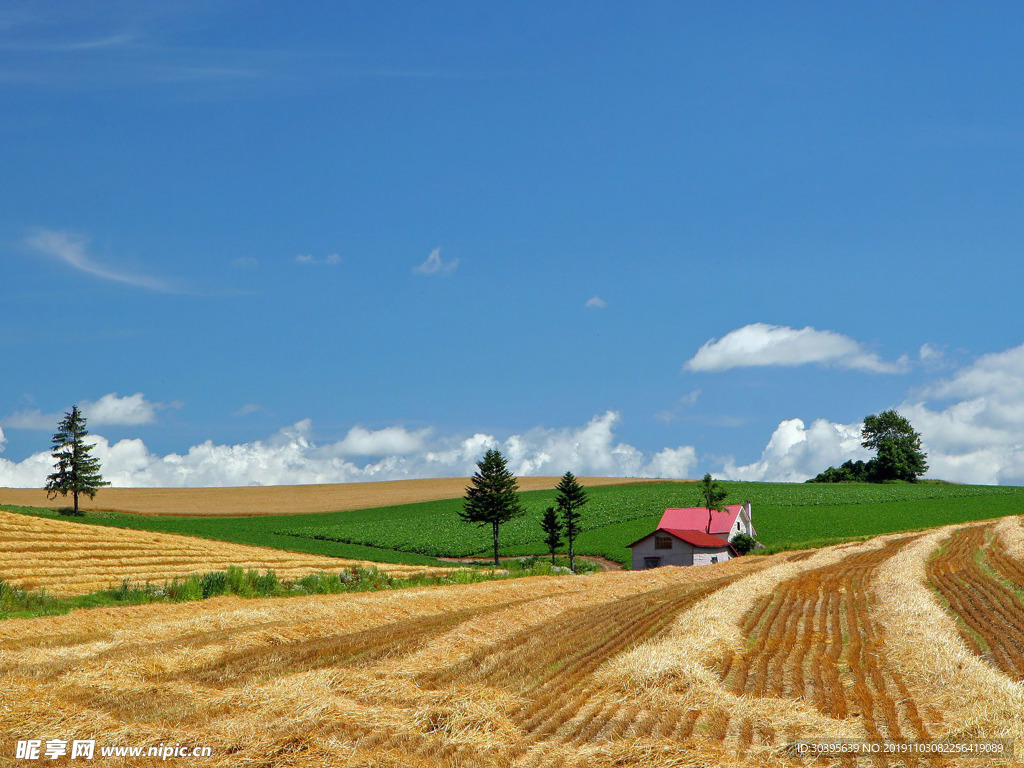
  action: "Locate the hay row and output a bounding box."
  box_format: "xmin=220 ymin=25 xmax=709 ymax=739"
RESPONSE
xmin=871 ymin=525 xmax=1024 ymax=757
xmin=927 ymin=524 xmax=1024 ymax=680
xmin=0 ymin=510 xmax=443 ymax=595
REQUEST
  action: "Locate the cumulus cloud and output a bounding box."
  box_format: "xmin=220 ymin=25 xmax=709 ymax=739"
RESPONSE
xmin=721 ymin=418 xmax=869 ymax=482
xmin=898 ymin=343 xmax=1024 ymax=484
xmin=414 ymin=247 xmax=458 ymax=275
xmin=585 ymin=296 xmax=607 ymax=309
xmin=685 ymin=323 xmax=908 ymax=374
xmin=332 ymin=425 xmax=431 ymax=456
xmin=719 ymin=341 xmax=1024 ymax=485
xmin=2 ymin=393 xmax=173 ymax=429
xmin=0 ymin=412 xmax=697 ymax=488
xmin=26 ymin=229 xmax=176 ymax=292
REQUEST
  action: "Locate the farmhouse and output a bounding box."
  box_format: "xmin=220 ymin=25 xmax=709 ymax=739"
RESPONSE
xmin=628 ymin=501 xmax=755 ymax=569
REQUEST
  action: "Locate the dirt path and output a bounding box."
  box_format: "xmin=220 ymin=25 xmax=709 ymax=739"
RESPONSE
xmin=436 ymin=555 xmax=623 ymax=571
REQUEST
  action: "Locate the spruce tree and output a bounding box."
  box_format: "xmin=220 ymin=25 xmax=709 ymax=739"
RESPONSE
xmin=555 ymin=471 xmax=588 ymax=573
xmin=459 ymin=449 xmax=524 ymax=566
xmin=45 ymin=405 xmax=110 ymax=515
xmin=540 ymin=506 xmax=564 ymax=566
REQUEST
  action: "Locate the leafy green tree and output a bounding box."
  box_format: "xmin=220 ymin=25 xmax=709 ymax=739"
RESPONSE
xmin=807 ymin=459 xmax=871 ymax=483
xmin=45 ymin=405 xmax=110 ymax=515
xmin=555 ymin=471 xmax=588 ymax=573
xmin=861 ymin=410 xmax=928 ymax=482
xmin=698 ymin=473 xmax=728 ymax=533
xmin=540 ymin=506 xmax=564 ymax=565
xmin=459 ymin=449 xmax=525 ymax=566
xmin=730 ymin=533 xmax=758 ymax=556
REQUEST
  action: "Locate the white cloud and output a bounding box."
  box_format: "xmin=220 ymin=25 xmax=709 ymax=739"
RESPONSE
xmin=80 ymin=392 xmax=169 ymax=426
xmin=719 ymin=341 xmax=1024 ymax=485
xmin=0 ymin=412 xmax=697 ymax=488
xmin=721 ymin=417 xmax=869 ymax=482
xmin=296 ymin=253 xmax=341 ymax=265
xmin=585 ymin=296 xmax=607 ymax=309
xmin=898 ymin=343 xmax=1024 ymax=484
xmin=26 ymin=229 xmax=176 ymax=292
xmin=685 ymin=323 xmax=908 ymax=374
xmin=2 ymin=393 xmax=173 ymax=429
xmin=414 ymin=247 xmax=458 ymax=275
xmin=331 ymin=425 xmax=431 ymax=456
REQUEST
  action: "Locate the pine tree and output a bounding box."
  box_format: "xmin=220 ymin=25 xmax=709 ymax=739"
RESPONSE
xmin=540 ymin=506 xmax=564 ymax=566
xmin=45 ymin=405 xmax=109 ymax=515
xmin=555 ymin=471 xmax=588 ymax=573
xmin=698 ymin=473 xmax=727 ymax=533
xmin=459 ymin=449 xmax=524 ymax=566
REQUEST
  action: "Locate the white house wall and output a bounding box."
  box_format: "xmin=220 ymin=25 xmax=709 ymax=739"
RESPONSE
xmin=629 ymin=533 xmax=733 ymax=569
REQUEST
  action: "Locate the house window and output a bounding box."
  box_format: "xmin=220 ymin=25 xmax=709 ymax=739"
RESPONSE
xmin=655 ymin=535 xmax=672 ymax=550
xmin=710 ymin=555 xmax=719 ymax=564
xmin=644 ymin=557 xmax=662 ymax=569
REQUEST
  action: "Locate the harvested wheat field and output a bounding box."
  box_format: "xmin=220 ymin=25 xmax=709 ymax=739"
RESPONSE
xmin=0 ymin=511 xmax=449 ymax=596
xmin=0 ymin=477 xmax=670 ymax=517
xmin=2 ymin=518 xmax=1023 ymax=767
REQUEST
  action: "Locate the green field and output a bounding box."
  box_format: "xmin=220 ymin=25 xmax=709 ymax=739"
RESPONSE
xmin=4 ymin=480 xmax=1023 ymax=568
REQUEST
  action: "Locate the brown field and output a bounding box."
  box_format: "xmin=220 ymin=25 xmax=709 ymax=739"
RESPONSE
xmin=2 ymin=516 xmax=1023 ymax=767
xmin=0 ymin=510 xmax=449 ymax=596
xmin=0 ymin=476 xmax=673 ymax=516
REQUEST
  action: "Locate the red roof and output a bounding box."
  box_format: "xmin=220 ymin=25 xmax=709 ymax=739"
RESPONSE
xmin=660 ymin=528 xmax=733 ymax=549
xmin=658 ymin=505 xmax=743 ymax=535
xmin=625 ymin=527 xmax=736 ymax=552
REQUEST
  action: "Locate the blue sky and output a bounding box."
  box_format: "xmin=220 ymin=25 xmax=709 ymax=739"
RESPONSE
xmin=3 ymin=1 xmax=1024 ymax=486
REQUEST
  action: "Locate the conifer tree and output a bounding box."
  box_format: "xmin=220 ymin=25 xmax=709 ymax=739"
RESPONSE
xmin=459 ymin=449 xmax=524 ymax=566
xmin=555 ymin=471 xmax=588 ymax=573
xmin=540 ymin=506 xmax=564 ymax=566
xmin=45 ymin=406 xmax=109 ymax=515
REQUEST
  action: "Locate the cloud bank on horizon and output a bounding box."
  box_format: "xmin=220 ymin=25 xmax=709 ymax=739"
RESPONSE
xmin=2 ymin=337 xmax=1024 ymax=488
xmin=0 ymin=411 xmax=697 ymax=488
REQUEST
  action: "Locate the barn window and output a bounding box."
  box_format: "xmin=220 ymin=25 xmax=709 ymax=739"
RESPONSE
xmin=644 ymin=557 xmax=662 ymax=569
xmin=710 ymin=555 xmax=719 ymax=563
xmin=655 ymin=534 xmax=672 ymax=550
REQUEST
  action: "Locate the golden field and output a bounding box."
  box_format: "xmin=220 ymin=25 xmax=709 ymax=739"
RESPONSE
xmin=0 ymin=511 xmax=449 ymax=596
xmin=1 ymin=514 xmax=1022 ymax=766
xmin=0 ymin=477 xmax=670 ymax=517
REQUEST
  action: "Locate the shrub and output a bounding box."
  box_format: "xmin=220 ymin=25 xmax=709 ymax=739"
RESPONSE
xmin=730 ymin=533 xmax=759 ymax=556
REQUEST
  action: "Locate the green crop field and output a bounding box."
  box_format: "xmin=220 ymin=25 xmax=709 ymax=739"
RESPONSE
xmin=4 ymin=480 xmax=1023 ymax=568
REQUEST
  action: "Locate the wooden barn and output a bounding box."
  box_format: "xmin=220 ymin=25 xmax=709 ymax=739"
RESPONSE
xmin=628 ymin=501 xmax=754 ymax=569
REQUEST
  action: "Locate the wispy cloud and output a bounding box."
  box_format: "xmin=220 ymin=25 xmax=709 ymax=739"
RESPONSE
xmin=685 ymin=323 xmax=909 ymax=374
xmin=414 ymin=247 xmax=458 ymax=275
xmin=585 ymin=296 xmax=607 ymax=309
xmin=296 ymin=253 xmax=341 ymax=266
xmin=2 ymin=392 xmax=177 ymax=429
xmin=26 ymin=229 xmax=179 ymax=293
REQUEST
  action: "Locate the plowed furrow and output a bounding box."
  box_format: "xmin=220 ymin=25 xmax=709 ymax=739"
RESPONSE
xmin=419 ymin=573 xmax=746 ymax=754
xmin=726 ymin=536 xmax=943 ymax=765
xmin=185 ymin=600 xmax=526 ymax=686
xmin=928 ymin=525 xmax=1024 ymax=681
